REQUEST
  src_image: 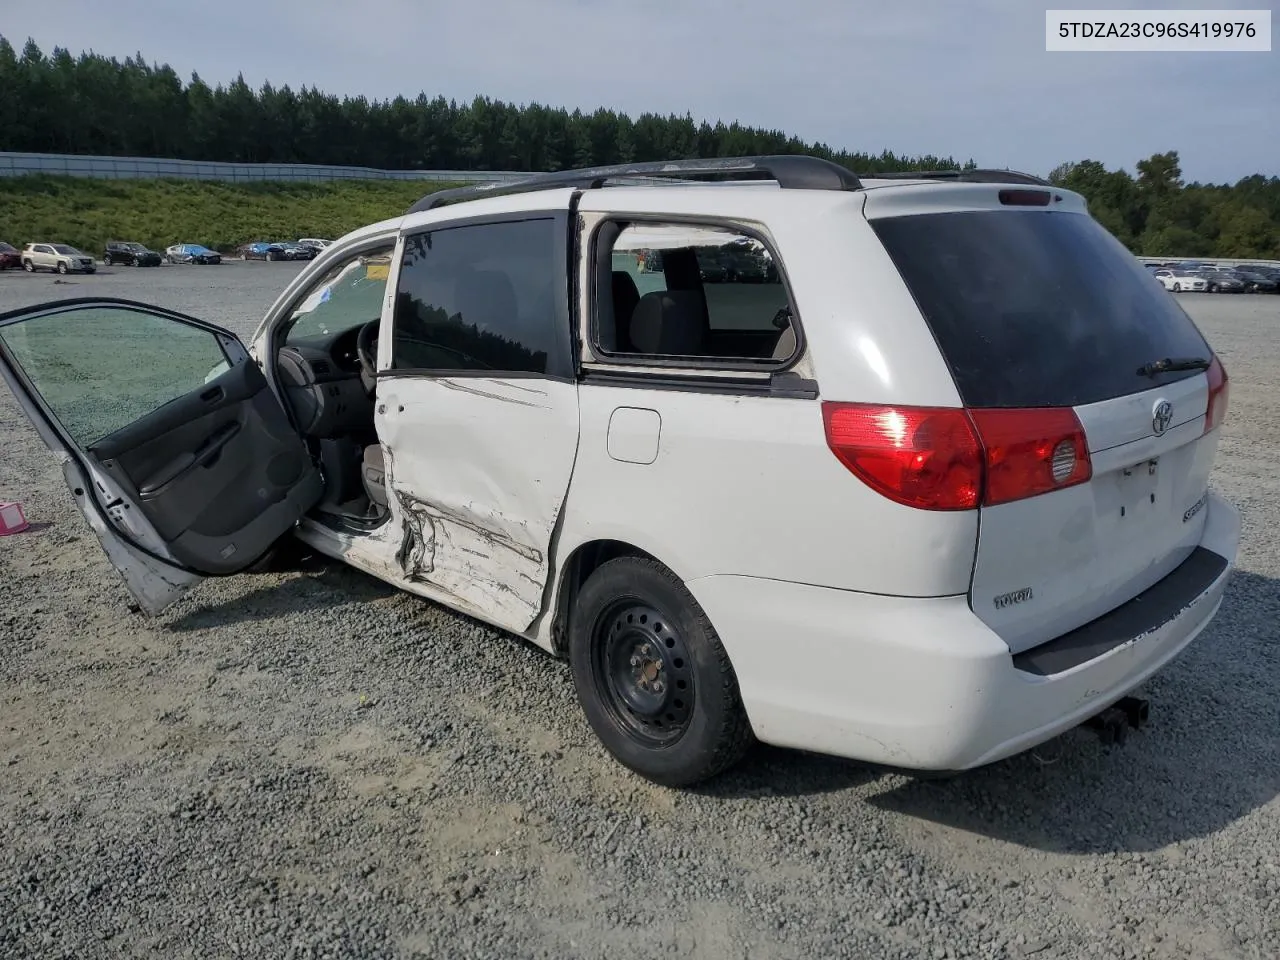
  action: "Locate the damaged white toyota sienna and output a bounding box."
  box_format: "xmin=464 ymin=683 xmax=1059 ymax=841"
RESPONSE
xmin=0 ymin=156 xmax=1240 ymax=786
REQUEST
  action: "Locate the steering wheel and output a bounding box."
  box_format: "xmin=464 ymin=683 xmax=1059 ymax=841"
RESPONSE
xmin=356 ymin=320 xmax=379 ymax=396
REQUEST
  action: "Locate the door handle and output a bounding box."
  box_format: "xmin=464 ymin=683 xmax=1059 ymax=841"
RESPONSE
xmin=200 ymin=385 xmax=225 ymax=404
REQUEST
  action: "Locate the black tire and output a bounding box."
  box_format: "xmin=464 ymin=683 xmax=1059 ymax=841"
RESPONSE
xmin=57 ymin=261 xmax=68 ymax=274
xmin=569 ymin=557 xmax=752 ymax=787
xmin=23 ymin=260 xmax=34 ymax=272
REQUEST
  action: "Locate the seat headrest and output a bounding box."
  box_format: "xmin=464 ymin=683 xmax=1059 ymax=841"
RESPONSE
xmin=629 ymin=290 xmax=707 ymax=356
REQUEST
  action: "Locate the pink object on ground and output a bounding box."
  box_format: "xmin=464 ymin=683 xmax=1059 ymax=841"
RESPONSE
xmin=0 ymin=501 xmax=29 ymax=535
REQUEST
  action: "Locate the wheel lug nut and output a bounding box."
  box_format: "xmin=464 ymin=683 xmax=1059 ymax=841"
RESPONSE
xmin=653 ymin=681 xmax=665 ymax=694
xmin=630 ymin=656 xmax=641 ymax=667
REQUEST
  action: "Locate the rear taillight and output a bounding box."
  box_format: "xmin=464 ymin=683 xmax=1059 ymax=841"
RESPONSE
xmin=966 ymin=408 xmax=1091 ymax=506
xmin=822 ymin=402 xmax=1092 ymax=511
xmin=1204 ymin=355 xmax=1229 ymax=434
xmin=821 ymin=404 xmax=982 ymax=510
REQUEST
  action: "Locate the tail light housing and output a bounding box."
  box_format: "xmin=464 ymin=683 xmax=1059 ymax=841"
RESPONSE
xmin=822 ymin=402 xmax=1092 ymax=510
xmin=1204 ymin=355 xmax=1229 ymax=434
xmin=821 ymin=405 xmax=982 ymax=510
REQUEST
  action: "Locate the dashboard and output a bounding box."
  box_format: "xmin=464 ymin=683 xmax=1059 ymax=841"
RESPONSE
xmin=275 ymin=325 xmax=374 ymax=438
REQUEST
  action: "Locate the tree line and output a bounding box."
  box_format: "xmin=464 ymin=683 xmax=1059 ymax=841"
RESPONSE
xmin=0 ymin=36 xmax=1276 ymax=259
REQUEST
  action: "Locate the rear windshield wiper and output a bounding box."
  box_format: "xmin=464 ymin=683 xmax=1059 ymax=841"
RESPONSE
xmin=1136 ymin=357 xmax=1211 ymax=378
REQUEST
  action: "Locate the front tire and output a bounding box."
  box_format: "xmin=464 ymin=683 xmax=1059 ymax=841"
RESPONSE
xmin=569 ymin=557 xmax=752 ymax=787
xmin=57 ymin=262 xmax=69 ymax=274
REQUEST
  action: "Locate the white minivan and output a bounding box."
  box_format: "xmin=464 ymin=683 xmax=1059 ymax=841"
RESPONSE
xmin=0 ymin=157 xmax=1240 ymax=786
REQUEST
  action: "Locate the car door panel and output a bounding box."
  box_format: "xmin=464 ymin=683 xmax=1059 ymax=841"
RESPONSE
xmin=376 ymin=377 xmax=579 ymax=629
xmin=0 ymin=298 xmax=323 ymax=606
xmin=375 ymin=206 xmax=581 ymax=633
xmin=90 ymin=361 xmax=321 ymax=571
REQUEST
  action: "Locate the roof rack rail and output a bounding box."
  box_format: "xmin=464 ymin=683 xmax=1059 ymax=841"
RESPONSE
xmin=407 ymin=155 xmax=863 ymax=213
xmin=863 ymin=169 xmax=1052 ymax=186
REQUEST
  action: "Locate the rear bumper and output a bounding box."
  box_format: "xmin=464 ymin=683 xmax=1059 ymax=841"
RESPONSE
xmin=686 ymin=491 xmax=1240 ymax=771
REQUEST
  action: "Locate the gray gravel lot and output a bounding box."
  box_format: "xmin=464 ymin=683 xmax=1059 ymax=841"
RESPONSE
xmin=1 ymin=264 xmax=1278 ymax=959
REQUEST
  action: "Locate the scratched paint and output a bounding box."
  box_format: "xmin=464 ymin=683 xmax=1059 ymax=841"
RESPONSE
xmin=374 ymin=376 xmax=581 ymax=633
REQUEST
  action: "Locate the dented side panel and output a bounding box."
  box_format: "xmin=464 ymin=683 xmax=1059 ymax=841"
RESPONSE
xmin=374 ymin=376 xmax=581 ymax=632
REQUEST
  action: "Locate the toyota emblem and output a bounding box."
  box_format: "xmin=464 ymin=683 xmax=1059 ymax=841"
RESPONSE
xmin=1152 ymin=399 xmax=1173 ymax=436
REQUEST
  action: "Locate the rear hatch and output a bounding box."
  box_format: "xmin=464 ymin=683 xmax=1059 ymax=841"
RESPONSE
xmin=867 ymin=186 xmax=1226 ymax=653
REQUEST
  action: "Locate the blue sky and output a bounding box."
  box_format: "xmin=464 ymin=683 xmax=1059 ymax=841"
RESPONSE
xmin=5 ymin=0 xmax=1277 ymax=183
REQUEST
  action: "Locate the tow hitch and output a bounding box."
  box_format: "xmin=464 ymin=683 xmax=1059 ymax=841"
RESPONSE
xmin=1085 ymin=696 xmax=1151 ymax=745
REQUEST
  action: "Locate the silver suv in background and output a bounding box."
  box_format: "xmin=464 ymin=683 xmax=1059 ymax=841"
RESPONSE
xmin=21 ymin=243 xmax=97 ymax=275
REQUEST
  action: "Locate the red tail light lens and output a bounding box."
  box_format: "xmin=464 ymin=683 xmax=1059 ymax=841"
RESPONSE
xmin=967 ymin=408 xmax=1091 ymax=506
xmin=821 ymin=404 xmax=983 ymax=510
xmin=822 ymin=402 xmax=1092 ymax=510
xmin=1204 ymin=355 xmax=1229 ymax=434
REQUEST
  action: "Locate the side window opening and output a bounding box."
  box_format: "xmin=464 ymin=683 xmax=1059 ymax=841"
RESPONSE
xmin=594 ymin=221 xmax=796 ymax=366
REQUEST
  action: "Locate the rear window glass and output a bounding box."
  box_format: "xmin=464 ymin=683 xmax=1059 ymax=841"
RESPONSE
xmin=871 ymin=211 xmax=1211 ymax=408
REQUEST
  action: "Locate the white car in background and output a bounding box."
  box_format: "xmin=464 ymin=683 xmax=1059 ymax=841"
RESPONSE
xmin=298 ymin=238 xmax=333 ymax=251
xmin=1152 ymin=268 xmax=1208 ymax=293
xmin=20 ymin=242 xmax=97 ymax=274
xmin=0 ymin=156 xmax=1240 ymax=787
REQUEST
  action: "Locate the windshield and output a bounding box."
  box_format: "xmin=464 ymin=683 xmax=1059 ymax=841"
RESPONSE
xmin=871 ymin=210 xmax=1210 ymax=408
xmin=52 ymin=245 xmax=79 ymax=255
xmin=0 ymin=242 xmax=15 ymax=253
xmin=286 ymin=253 xmax=392 ymax=341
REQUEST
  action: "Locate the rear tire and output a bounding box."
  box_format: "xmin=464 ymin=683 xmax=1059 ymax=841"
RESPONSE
xmin=23 ymin=260 xmax=34 ymax=272
xmin=569 ymin=557 xmax=752 ymax=787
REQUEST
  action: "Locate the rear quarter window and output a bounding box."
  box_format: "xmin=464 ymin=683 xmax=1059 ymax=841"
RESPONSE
xmin=871 ymin=210 xmax=1211 ymax=408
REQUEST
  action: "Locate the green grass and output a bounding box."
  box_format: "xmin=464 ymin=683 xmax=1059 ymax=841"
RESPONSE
xmin=0 ymin=176 xmax=465 ymax=256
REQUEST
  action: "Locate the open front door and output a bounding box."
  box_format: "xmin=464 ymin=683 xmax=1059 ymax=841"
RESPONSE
xmin=0 ymin=298 xmax=323 ymax=614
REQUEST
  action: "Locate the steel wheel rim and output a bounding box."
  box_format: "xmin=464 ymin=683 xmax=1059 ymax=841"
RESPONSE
xmin=592 ymin=600 xmax=695 ymax=747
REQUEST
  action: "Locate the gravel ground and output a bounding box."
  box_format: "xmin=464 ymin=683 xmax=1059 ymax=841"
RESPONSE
xmin=1 ymin=264 xmax=1278 ymax=960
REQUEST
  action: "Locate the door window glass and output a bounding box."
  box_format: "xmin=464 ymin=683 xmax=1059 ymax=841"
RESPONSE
xmin=0 ymin=306 xmax=230 ymax=447
xmin=391 ymin=218 xmax=561 ymax=375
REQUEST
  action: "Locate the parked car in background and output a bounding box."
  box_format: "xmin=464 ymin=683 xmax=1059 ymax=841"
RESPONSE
xmin=104 ymin=241 xmax=163 ymax=267
xmin=21 ymin=243 xmax=96 ymax=274
xmin=1197 ymin=267 xmax=1246 ymax=293
xmin=239 ymin=241 xmax=289 ymax=262
xmin=1152 ymin=268 xmax=1207 ymax=293
xmin=1233 ymin=268 xmax=1279 ymax=293
xmin=298 ymin=238 xmax=332 ymax=252
xmin=279 ymin=241 xmax=318 ymax=261
xmin=165 ymin=244 xmax=222 ymax=265
xmin=0 ymin=242 xmax=20 ymax=270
